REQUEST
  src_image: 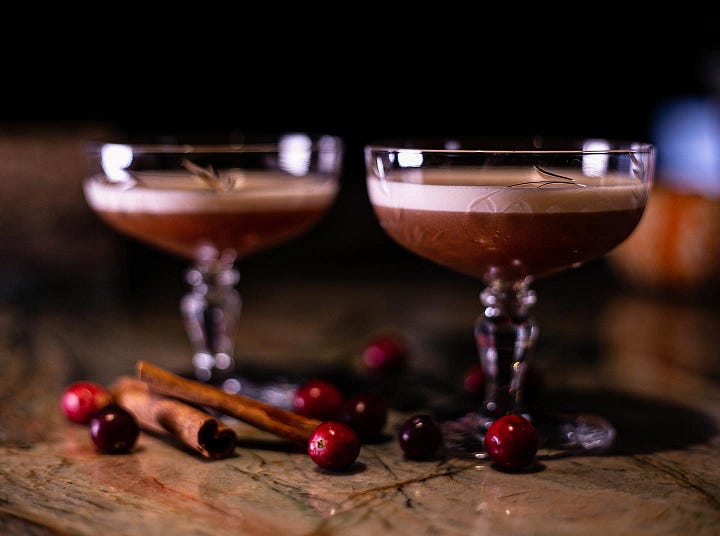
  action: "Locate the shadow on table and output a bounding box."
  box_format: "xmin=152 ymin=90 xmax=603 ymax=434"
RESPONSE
xmin=535 ymin=388 xmax=717 ymax=455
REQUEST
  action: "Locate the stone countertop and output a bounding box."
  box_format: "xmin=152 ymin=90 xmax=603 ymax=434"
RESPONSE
xmin=1 ymin=262 xmax=719 ymax=536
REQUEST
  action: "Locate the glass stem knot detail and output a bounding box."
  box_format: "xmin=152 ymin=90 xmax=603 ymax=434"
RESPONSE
xmin=476 ymin=280 xmax=538 ymax=419
xmin=181 ymin=256 xmax=242 ymax=382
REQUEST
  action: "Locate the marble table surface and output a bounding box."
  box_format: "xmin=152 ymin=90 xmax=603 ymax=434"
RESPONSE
xmin=1 ymin=262 xmax=719 ymax=536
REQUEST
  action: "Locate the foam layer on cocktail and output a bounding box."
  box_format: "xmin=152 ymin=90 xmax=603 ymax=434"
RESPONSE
xmin=85 ymin=171 xmax=338 ymax=214
xmin=367 ymin=169 xmax=647 ymax=213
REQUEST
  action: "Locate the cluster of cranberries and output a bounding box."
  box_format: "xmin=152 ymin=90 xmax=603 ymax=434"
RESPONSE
xmin=296 ymin=332 xmax=410 ymax=470
xmin=293 ymin=379 xmax=387 ymax=470
xmin=298 ymin=335 xmax=539 ymax=471
xmin=60 ymin=381 xmax=140 ymax=454
xmin=59 ymin=334 xmax=539 ymax=472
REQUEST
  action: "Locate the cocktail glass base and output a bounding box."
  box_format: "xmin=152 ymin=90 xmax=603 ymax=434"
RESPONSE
xmin=441 ymin=410 xmax=616 ymax=459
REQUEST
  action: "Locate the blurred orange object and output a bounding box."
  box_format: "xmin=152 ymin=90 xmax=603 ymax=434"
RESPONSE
xmin=609 ymin=185 xmax=720 ymax=291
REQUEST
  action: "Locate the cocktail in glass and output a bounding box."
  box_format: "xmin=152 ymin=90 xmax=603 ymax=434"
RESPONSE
xmin=365 ymin=139 xmax=654 ymax=454
xmin=84 ymin=134 xmax=343 ymax=382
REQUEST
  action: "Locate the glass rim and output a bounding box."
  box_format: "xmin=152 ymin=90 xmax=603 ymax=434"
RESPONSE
xmin=365 ymin=138 xmax=654 ymax=155
xmin=84 ymin=134 xmax=344 ymax=155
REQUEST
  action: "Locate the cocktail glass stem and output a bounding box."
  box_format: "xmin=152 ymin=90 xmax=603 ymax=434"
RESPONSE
xmin=477 ymin=279 xmax=538 ymax=418
xmin=444 ymin=278 xmax=617 ymax=456
xmin=180 ymin=247 xmax=241 ymax=383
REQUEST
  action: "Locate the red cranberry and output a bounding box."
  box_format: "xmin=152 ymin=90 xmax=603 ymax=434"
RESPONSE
xmin=89 ymin=404 xmax=140 ymax=454
xmin=463 ymin=364 xmax=485 ymax=397
xmin=484 ymin=414 xmax=538 ymax=470
xmin=339 ymin=393 xmax=388 ymax=440
xmin=307 ymin=421 xmax=361 ymax=470
xmin=398 ymin=414 xmax=443 ymax=460
xmin=293 ymin=380 xmax=344 ymax=420
xmin=60 ymin=381 xmax=113 ymax=424
xmin=362 ymin=333 xmax=408 ymax=373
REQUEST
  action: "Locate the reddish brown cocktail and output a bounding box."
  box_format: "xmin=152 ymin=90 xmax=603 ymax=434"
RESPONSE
xmin=367 ymin=170 xmax=645 ymax=281
xmin=85 ymin=172 xmax=337 ymax=260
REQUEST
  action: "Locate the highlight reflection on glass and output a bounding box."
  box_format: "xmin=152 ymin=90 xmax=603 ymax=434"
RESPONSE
xmin=100 ymin=144 xmax=134 ymax=183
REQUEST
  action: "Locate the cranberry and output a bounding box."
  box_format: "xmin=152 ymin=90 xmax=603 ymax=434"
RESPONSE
xmin=398 ymin=414 xmax=443 ymax=460
xmin=484 ymin=414 xmax=538 ymax=470
xmin=339 ymin=393 xmax=388 ymax=441
xmin=293 ymin=380 xmax=344 ymax=420
xmin=307 ymin=421 xmax=361 ymax=470
xmin=60 ymin=381 xmax=113 ymax=424
xmin=89 ymin=404 xmax=140 ymax=454
xmin=362 ymin=333 xmax=408 ymax=373
xmin=463 ymin=363 xmax=485 ymax=397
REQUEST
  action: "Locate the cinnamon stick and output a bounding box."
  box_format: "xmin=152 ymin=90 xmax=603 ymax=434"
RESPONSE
xmin=136 ymin=360 xmax=321 ymax=446
xmin=111 ymin=376 xmax=237 ymax=459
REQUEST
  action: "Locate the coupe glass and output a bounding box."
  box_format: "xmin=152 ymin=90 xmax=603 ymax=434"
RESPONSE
xmin=84 ymin=133 xmax=343 ymax=383
xmin=365 ymin=139 xmax=654 ymax=455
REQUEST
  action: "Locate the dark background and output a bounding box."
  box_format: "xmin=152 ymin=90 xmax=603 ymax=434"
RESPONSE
xmin=4 ymin=7 xmax=718 ymax=144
